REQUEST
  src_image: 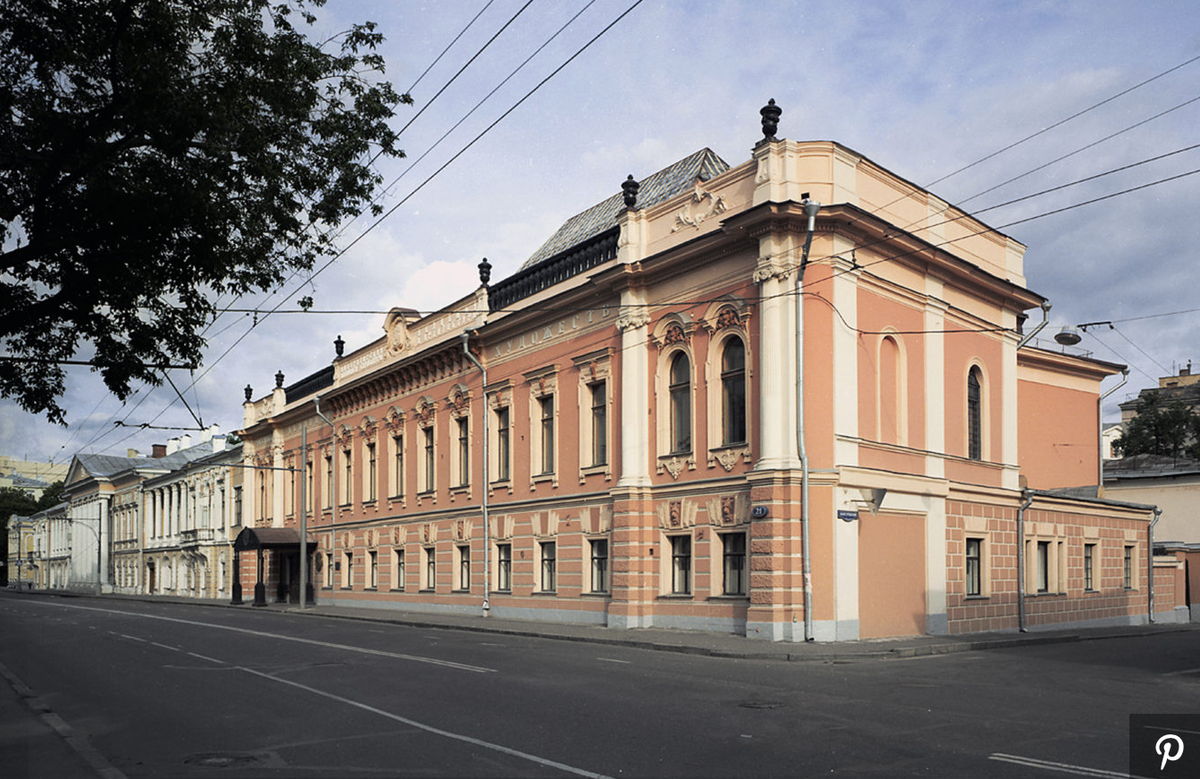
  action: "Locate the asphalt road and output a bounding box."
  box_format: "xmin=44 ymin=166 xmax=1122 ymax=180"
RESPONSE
xmin=2 ymin=592 xmax=1197 ymax=778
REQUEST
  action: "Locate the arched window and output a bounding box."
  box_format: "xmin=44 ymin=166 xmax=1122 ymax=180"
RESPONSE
xmin=721 ymin=337 xmax=747 ymax=445
xmin=669 ymin=352 xmax=692 ymax=453
xmin=879 ymin=336 xmax=900 ymax=444
xmin=967 ymin=366 xmax=983 ymax=460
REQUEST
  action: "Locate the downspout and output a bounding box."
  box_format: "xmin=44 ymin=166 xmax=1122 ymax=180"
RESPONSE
xmin=1148 ymin=507 xmax=1161 ymax=624
xmin=462 ymin=330 xmax=490 ymax=615
xmin=1016 ymin=301 xmax=1051 ymax=349
xmin=314 ymin=395 xmax=336 ymax=601
xmin=1017 ymin=490 xmax=1033 ymax=632
xmin=797 ymin=196 xmax=820 ymax=641
xmin=1097 ymin=368 xmax=1129 ymax=495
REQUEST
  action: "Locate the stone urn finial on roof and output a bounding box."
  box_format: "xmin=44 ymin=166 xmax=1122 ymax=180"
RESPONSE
xmin=622 ymin=174 xmax=640 ymax=210
xmin=760 ymin=98 xmax=781 ymax=142
xmin=478 ymin=257 xmax=492 ymax=286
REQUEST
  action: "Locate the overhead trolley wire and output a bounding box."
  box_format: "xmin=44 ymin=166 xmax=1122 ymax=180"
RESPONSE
xmin=89 ymin=0 xmax=649 ymax=455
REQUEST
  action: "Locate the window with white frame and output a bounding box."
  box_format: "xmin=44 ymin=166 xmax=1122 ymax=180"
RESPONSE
xmin=538 ymin=396 xmax=555 ymax=475
xmin=496 ymin=542 xmax=512 ymax=591
xmin=421 ymin=425 xmax=435 ymax=493
xmin=539 ymin=541 xmax=556 ymax=592
xmin=1084 ymin=543 xmax=1096 ymax=592
xmin=391 ymin=433 xmax=404 ymax=498
xmin=967 ymin=366 xmax=983 ymax=461
xmin=456 ymin=544 xmax=470 ymax=591
xmin=720 ymin=337 xmax=747 ymax=446
xmin=965 ymin=537 xmax=983 ymax=597
xmin=1124 ymin=544 xmax=1136 ymax=589
xmin=494 ymin=406 xmax=511 ymax=482
xmin=368 ymin=550 xmax=378 ymax=589
xmin=324 ymin=454 xmax=333 ymax=508
xmin=365 ymin=441 xmax=377 ymax=503
xmin=1036 ymin=541 xmax=1049 ymax=593
xmin=669 ymin=535 xmax=692 ymax=595
xmin=590 ymin=382 xmax=608 ymax=466
xmin=422 ymin=546 xmax=436 ymax=590
xmin=721 ymin=532 xmax=746 ymax=596
xmin=589 ymin=538 xmax=608 ymax=593
xmin=341 ymin=549 xmax=353 ymax=589
xmin=455 ymin=417 xmax=470 ymax=488
xmin=393 ymin=548 xmax=405 ymax=591
xmin=342 ymin=446 xmax=353 ymax=505
xmin=669 ymin=352 xmax=692 ymax=454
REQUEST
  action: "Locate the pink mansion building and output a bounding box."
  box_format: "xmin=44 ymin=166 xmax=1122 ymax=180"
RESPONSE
xmin=237 ymin=104 xmax=1186 ymax=641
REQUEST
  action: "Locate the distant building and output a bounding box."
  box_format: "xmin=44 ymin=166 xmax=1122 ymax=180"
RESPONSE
xmin=1119 ymin=362 xmax=1200 ymax=425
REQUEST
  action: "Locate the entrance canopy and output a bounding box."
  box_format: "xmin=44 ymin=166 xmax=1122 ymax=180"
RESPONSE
xmin=233 ymin=527 xmax=317 ymax=552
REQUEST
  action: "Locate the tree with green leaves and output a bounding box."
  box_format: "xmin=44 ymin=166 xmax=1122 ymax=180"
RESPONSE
xmin=1 ymin=0 xmax=408 ymax=423
xmin=1112 ymin=391 xmax=1200 ymax=460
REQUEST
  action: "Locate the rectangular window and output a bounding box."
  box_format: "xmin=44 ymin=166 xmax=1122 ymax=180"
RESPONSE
xmin=305 ymin=460 xmax=313 ymax=512
xmin=423 ymin=427 xmax=435 ymax=493
xmin=965 ymin=538 xmax=982 ymax=597
xmin=495 ymin=408 xmax=510 ymax=482
xmin=591 ymin=382 xmax=607 ymax=466
xmin=324 ymin=455 xmax=333 ymax=509
xmin=540 ymin=541 xmax=556 ymax=592
xmin=1124 ymin=545 xmax=1134 ymax=589
xmin=233 ymin=486 xmax=242 ymax=525
xmin=722 ymin=533 xmax=747 ymax=596
xmin=457 ymin=544 xmax=470 ymax=590
xmin=392 ymin=434 xmax=404 ymax=498
xmin=368 ymin=550 xmax=378 ymax=589
xmin=343 ymin=448 xmax=353 ymax=505
xmin=496 ymin=543 xmax=512 ymax=591
xmin=342 ymin=550 xmax=353 ymax=589
xmin=590 ymin=539 xmax=608 ymax=593
xmin=671 ymin=535 xmax=692 ymax=595
xmin=393 ymin=549 xmax=405 ymax=591
xmin=457 ymin=418 xmax=470 ymax=488
xmin=324 ymin=551 xmax=333 ymax=588
xmin=539 ymin=396 xmax=555 ymax=475
xmin=423 ymin=547 xmax=436 ymax=591
xmin=366 ymin=443 xmax=377 ymax=502
xmin=1036 ymin=540 xmax=1049 ymax=593
xmin=1084 ymin=543 xmax=1096 ymax=591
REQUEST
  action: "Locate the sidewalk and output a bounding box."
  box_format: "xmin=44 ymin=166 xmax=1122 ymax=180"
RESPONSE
xmin=66 ymin=589 xmax=1200 ymax=663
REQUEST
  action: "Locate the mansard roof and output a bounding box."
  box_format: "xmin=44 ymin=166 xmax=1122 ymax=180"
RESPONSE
xmin=520 ymin=148 xmax=729 ymax=270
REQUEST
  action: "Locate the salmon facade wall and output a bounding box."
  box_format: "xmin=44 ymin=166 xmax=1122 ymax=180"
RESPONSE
xmin=945 ymin=495 xmax=1159 ymax=634
xmin=232 ymin=132 xmax=1177 ymax=641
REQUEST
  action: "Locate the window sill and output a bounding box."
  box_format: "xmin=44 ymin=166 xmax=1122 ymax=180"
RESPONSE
xmin=390 ymin=588 xmax=405 ymax=593
xmin=451 ymin=588 xmax=470 ymax=594
xmin=450 ymin=486 xmax=470 ymax=496
xmin=530 ymin=590 xmax=557 ymax=596
xmin=532 ymin=473 xmax=555 ymax=483
xmin=964 ymin=594 xmax=990 ymax=601
xmin=658 ymin=593 xmax=693 ymax=600
xmin=490 ymin=479 xmax=512 ymax=488
xmin=708 ymin=594 xmax=749 ymax=601
xmin=363 ymin=587 xmax=377 ymax=592
xmin=580 ymin=464 xmax=608 ymax=476
xmin=362 ymin=500 xmax=377 ymax=509
xmin=493 ymin=588 xmax=512 ymax=595
xmin=419 ymin=588 xmax=436 ymax=593
xmin=582 ymin=591 xmax=610 ymax=598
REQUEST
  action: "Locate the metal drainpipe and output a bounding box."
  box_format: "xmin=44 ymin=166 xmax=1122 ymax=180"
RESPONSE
xmin=797 ymin=196 xmax=820 ymax=642
xmin=1017 ymin=490 xmax=1033 ymax=632
xmin=1016 ymin=301 xmax=1052 ymax=349
xmin=1148 ymin=507 xmax=1161 ymax=624
xmin=1097 ymin=369 xmax=1128 ymax=494
xmin=462 ymin=330 xmax=490 ymax=615
xmin=314 ymin=395 xmax=335 ymax=601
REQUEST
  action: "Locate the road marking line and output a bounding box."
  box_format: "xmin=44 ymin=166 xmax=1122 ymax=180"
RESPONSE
xmin=150 ymin=642 xmax=180 ymax=652
xmin=238 ymin=666 xmax=611 ymax=779
xmin=597 ymin=657 xmax=631 ymax=664
xmin=988 ymin=753 xmax=1130 ymax=777
xmin=187 ymin=651 xmax=225 ymax=664
xmin=1162 ymin=666 xmax=1200 ymax=676
xmin=23 ymin=600 xmax=496 ymax=674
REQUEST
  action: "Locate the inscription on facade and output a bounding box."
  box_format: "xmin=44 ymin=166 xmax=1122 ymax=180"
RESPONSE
xmin=492 ymin=307 xmax=612 ymax=359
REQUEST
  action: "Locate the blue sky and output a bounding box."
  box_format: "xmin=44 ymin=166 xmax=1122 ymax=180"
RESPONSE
xmin=4 ymin=0 xmax=1199 ymax=465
